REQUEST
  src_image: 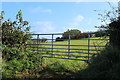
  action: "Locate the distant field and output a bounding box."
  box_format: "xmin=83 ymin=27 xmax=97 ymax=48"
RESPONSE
xmin=30 ymin=36 xmax=109 ymax=61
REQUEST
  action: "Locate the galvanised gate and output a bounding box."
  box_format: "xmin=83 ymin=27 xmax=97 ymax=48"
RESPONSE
xmin=28 ymin=32 xmax=109 ymax=62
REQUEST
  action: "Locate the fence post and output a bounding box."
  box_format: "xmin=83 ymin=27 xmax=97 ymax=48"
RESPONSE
xmin=68 ymin=34 xmax=71 ymax=59
xmin=52 ymin=34 xmax=54 ymax=56
xmin=37 ymin=34 xmax=39 ymax=54
xmin=88 ymin=34 xmax=90 ymax=61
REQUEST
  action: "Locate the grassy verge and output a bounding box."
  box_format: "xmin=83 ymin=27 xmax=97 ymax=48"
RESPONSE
xmin=15 ymin=58 xmax=88 ymax=79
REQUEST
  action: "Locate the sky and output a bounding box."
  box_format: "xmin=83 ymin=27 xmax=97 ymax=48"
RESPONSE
xmin=1 ymin=2 xmax=118 ymax=35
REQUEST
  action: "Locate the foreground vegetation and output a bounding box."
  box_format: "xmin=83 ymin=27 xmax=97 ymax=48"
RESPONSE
xmin=3 ymin=42 xmax=120 ymax=79
xmin=74 ymin=45 xmax=120 ymax=79
xmin=2 ymin=45 xmax=42 ymax=78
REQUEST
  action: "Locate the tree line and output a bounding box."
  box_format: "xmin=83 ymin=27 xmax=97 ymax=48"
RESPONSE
xmin=55 ymin=29 xmax=108 ymax=42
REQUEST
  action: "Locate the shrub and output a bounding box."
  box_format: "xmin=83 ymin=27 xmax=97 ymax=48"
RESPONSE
xmin=2 ymin=10 xmax=31 ymax=49
xmin=2 ymin=45 xmax=42 ymax=78
xmin=75 ymin=45 xmax=120 ymax=79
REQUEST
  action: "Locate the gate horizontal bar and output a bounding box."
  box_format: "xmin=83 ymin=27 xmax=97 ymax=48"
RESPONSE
xmin=32 ymin=47 xmax=101 ymax=51
xmin=31 ymin=32 xmax=107 ymax=35
xmin=27 ymin=44 xmax=105 ymax=47
xmin=31 ymin=39 xmax=109 ymax=41
xmin=31 ymin=32 xmax=96 ymax=35
xmin=38 ymin=53 xmax=93 ymax=58
xmin=33 ymin=50 xmax=96 ymax=54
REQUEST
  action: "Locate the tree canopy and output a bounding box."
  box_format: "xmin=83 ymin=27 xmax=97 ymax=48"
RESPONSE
xmin=62 ymin=29 xmax=81 ymax=39
xmin=95 ymin=3 xmax=120 ymax=46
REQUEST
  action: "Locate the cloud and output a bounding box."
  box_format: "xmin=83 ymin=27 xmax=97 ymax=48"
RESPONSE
xmin=27 ymin=6 xmax=52 ymax=13
xmin=32 ymin=21 xmax=56 ymax=34
xmin=67 ymin=15 xmax=84 ymax=29
xmin=74 ymin=15 xmax=84 ymax=23
xmin=31 ymin=21 xmax=63 ymax=39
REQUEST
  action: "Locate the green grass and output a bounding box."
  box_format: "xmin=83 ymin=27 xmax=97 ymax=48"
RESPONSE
xmin=15 ymin=57 xmax=88 ymax=78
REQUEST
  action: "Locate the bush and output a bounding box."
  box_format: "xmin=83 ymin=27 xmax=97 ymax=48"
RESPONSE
xmin=2 ymin=10 xmax=31 ymax=49
xmin=2 ymin=45 xmax=42 ymax=78
xmin=1 ymin=10 xmax=43 ymax=78
xmin=75 ymin=45 xmax=120 ymax=79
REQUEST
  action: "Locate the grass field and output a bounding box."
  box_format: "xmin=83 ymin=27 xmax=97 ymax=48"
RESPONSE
xmin=30 ymin=36 xmax=109 ymax=61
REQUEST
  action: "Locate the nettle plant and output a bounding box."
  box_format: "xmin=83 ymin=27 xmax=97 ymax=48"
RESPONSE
xmin=2 ymin=10 xmax=31 ymax=49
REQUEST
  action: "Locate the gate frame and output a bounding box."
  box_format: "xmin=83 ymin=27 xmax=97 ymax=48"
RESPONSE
xmin=28 ymin=32 xmax=109 ymax=62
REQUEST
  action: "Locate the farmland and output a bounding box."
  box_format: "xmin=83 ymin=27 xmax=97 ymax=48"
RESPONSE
xmin=30 ymin=36 xmax=109 ymax=61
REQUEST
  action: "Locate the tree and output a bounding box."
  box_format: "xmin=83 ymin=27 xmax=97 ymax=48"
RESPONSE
xmin=56 ymin=37 xmax=64 ymax=41
xmin=2 ymin=10 xmax=31 ymax=49
xmin=62 ymin=29 xmax=81 ymax=39
xmin=95 ymin=2 xmax=120 ymax=46
xmin=0 ymin=11 xmax=4 ymax=41
xmin=95 ymin=29 xmax=108 ymax=37
xmin=109 ymin=19 xmax=120 ymax=46
xmin=0 ymin=11 xmax=4 ymax=26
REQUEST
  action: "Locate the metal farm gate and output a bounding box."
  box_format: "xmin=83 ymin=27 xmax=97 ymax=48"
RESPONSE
xmin=27 ymin=33 xmax=109 ymax=62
